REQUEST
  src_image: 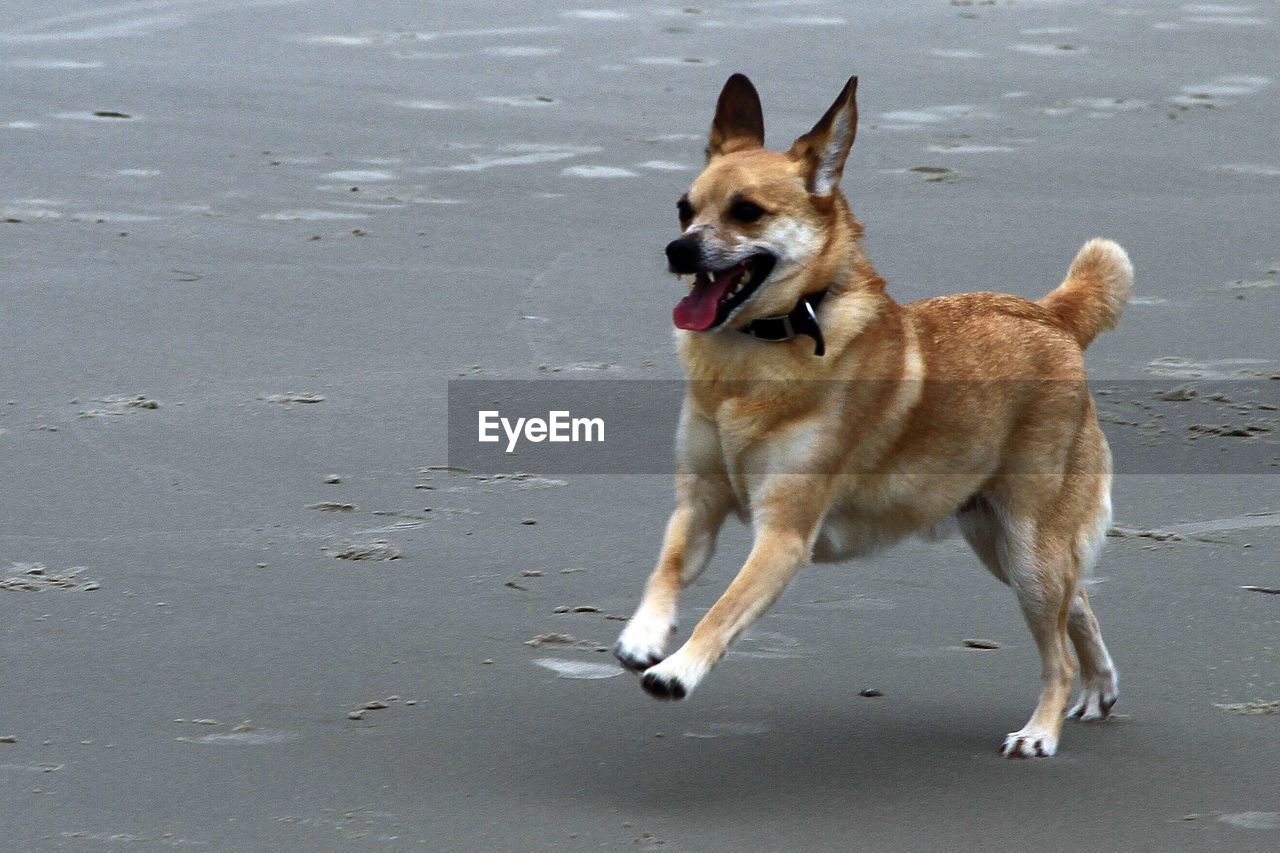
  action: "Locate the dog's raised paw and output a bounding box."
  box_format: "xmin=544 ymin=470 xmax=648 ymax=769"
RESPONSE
xmin=640 ymin=669 xmax=688 ymax=701
xmin=1066 ymin=684 xmax=1117 ymax=722
xmin=1000 ymin=729 xmax=1058 ymax=759
xmin=612 ymin=617 xmax=674 ymax=673
xmin=613 ymin=640 xmax=665 ymax=673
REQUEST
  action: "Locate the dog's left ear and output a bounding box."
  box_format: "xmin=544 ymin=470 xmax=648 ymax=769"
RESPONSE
xmin=788 ymin=76 xmax=858 ymax=196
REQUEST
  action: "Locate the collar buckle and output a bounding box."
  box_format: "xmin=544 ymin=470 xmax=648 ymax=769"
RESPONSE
xmin=741 ymin=289 xmax=828 ymax=356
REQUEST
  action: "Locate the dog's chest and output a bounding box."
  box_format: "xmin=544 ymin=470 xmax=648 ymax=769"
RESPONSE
xmin=699 ymin=402 xmax=964 ymax=560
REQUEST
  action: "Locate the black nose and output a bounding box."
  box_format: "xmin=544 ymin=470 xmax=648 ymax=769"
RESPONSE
xmin=665 ymin=238 xmax=701 ymax=274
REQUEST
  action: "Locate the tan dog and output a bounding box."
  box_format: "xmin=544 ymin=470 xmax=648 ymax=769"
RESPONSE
xmin=613 ymin=74 xmax=1132 ymax=758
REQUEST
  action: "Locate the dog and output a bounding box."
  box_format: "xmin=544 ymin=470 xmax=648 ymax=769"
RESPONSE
xmin=613 ymin=74 xmax=1132 ymax=758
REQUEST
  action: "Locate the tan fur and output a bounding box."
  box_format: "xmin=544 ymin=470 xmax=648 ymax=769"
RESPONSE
xmin=615 ymin=75 xmax=1128 ymax=758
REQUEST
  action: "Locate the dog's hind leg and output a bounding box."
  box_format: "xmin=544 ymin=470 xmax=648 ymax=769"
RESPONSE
xmin=981 ymin=480 xmax=1091 ymax=759
xmin=999 ymin=528 xmax=1078 ymax=758
xmin=967 ymin=499 xmax=1117 ymax=723
xmin=613 ymin=473 xmax=732 ymax=672
xmin=1065 ymin=588 xmax=1118 ymax=720
xmin=1065 ymin=480 xmax=1119 ymax=721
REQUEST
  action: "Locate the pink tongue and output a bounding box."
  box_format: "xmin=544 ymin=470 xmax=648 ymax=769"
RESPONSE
xmin=673 ymin=269 xmax=739 ymax=331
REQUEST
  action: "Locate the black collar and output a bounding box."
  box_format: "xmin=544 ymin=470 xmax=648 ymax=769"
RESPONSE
xmin=739 ymin=289 xmax=828 ymax=356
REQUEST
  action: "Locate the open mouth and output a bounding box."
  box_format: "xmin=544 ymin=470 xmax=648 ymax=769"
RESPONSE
xmin=672 ymin=252 xmax=776 ymax=331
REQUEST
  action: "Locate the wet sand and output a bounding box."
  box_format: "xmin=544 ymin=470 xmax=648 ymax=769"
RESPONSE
xmin=2 ymin=1 xmax=1278 ymax=850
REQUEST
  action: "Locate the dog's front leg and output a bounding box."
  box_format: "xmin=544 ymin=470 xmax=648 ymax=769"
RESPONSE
xmin=640 ymin=486 xmax=824 ymax=699
xmin=613 ymin=474 xmax=732 ymax=672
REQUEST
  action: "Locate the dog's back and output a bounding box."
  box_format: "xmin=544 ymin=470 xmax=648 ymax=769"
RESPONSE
xmin=906 ymin=238 xmax=1133 ymax=377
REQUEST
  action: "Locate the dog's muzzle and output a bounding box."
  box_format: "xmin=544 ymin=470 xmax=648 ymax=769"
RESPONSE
xmin=670 ymin=250 xmax=777 ymax=332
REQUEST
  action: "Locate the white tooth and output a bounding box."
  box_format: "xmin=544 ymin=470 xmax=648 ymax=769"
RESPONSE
xmin=740 ymin=270 xmax=752 ymax=285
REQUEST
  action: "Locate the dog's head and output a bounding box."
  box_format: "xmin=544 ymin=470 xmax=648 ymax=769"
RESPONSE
xmin=668 ymin=74 xmax=858 ymax=332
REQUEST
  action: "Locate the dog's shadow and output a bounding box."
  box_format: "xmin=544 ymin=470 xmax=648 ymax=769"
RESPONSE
xmin=533 ymin=697 xmax=1010 ymax=811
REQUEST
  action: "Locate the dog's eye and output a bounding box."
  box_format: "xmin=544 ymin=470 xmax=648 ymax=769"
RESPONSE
xmin=676 ymin=198 xmax=694 ymax=223
xmin=729 ymin=201 xmax=764 ymax=223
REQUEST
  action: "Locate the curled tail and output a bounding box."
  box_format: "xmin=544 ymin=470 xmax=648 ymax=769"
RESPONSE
xmin=1039 ymin=238 xmax=1133 ymax=349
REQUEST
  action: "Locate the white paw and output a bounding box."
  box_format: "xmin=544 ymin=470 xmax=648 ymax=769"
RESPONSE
xmin=1000 ymin=728 xmax=1058 ymax=759
xmin=1066 ymin=680 xmax=1118 ymax=722
xmin=613 ymin=609 xmax=674 ymax=672
xmin=640 ymin=649 xmax=711 ymax=701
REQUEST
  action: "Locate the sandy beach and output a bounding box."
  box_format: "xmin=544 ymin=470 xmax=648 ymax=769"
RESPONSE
xmin=2 ymin=1 xmax=1277 ymax=850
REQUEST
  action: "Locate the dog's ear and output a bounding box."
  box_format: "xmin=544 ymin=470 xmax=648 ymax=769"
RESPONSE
xmin=706 ymin=73 xmax=764 ymax=161
xmin=788 ymin=76 xmax=858 ymax=196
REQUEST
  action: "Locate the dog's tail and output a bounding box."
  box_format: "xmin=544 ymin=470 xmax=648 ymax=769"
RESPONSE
xmin=1039 ymin=238 xmax=1133 ymax=349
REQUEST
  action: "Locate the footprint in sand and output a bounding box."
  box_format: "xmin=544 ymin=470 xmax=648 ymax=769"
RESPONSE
xmin=532 ymin=658 xmax=621 ymax=679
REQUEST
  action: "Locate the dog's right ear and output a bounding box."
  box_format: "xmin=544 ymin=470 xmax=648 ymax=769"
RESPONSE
xmin=706 ymin=73 xmax=764 ymax=161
